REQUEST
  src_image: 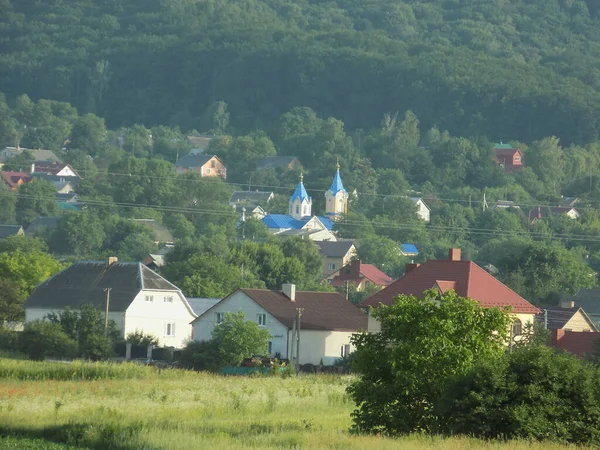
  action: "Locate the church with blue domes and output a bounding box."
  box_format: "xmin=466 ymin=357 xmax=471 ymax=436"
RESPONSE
xmin=261 ymin=163 xmax=348 ymax=241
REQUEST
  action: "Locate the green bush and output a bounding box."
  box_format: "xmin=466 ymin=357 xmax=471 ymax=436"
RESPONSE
xmin=19 ymin=321 xmax=78 ymax=361
xmin=0 ymin=327 xmax=20 ymax=351
xmin=440 ymin=345 xmax=600 ymax=445
xmin=179 ymin=340 xmax=221 ymax=372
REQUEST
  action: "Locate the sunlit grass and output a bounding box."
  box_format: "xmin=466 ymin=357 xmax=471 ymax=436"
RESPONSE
xmin=0 ymin=358 xmax=591 ymax=449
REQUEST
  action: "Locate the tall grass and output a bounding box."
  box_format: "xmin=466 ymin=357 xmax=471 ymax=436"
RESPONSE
xmin=0 ymin=358 xmax=593 ymax=449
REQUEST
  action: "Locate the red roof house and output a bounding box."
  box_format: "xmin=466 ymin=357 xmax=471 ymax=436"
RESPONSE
xmin=324 ymin=259 xmax=393 ymax=292
xmin=493 ymin=143 xmax=524 ymax=174
xmin=1 ymin=171 xmax=32 ymax=191
xmin=551 ymin=329 xmax=600 ymax=358
xmin=361 ymin=248 xmax=540 ymax=332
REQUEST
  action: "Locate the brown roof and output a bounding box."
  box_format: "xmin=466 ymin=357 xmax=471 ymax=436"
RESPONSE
xmin=196 ymin=288 xmax=367 ymax=331
xmin=33 ymin=162 xmax=81 ymax=178
xmin=2 ymin=171 xmax=32 ymax=188
xmin=494 ymin=148 xmax=520 ymax=158
xmin=329 ymin=260 xmax=393 ymax=287
xmin=360 ymin=259 xmax=540 ymax=314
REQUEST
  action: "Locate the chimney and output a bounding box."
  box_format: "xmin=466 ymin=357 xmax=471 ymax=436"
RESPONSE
xmin=282 ymin=283 xmax=296 ymax=302
xmin=405 ymin=263 xmax=420 ymax=274
xmin=449 ymin=248 xmax=461 ymax=261
xmin=30 ymin=163 xmax=35 ymax=174
xmin=107 ymin=256 xmax=118 ymax=266
xmin=559 ymin=299 xmax=575 ymax=309
xmin=552 ymin=329 xmax=565 ymax=346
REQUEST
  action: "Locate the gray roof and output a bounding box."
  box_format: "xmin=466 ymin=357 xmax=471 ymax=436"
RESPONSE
xmin=54 ymin=193 xmax=78 ymax=203
xmin=535 ymin=306 xmax=598 ymax=331
xmin=256 ymin=156 xmax=300 ymax=170
xmin=186 ymin=298 xmax=221 ymax=316
xmin=315 ymin=241 xmax=356 ymax=258
xmin=0 ymin=147 xmax=61 ymax=163
xmin=133 ymin=219 xmax=174 ymax=244
xmin=0 ymin=225 xmax=24 ymax=239
xmin=25 ymin=261 xmax=180 ymax=312
xmin=563 ymin=289 xmax=600 ymax=315
xmin=26 ymin=217 xmax=60 ymax=235
xmin=175 ymin=154 xmax=214 ymax=169
xmin=229 ymin=191 xmax=274 ymax=205
xmin=52 ymin=181 xmax=73 ymax=192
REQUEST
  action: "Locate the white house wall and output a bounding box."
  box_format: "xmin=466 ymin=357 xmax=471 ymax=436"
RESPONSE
xmin=125 ymin=290 xmax=195 ymax=349
xmin=287 ymin=330 xmax=357 ymax=365
xmin=192 ymin=291 xmax=290 ymax=358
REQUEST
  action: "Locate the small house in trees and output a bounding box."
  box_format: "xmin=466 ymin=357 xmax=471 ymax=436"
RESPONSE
xmin=315 ymin=240 xmax=357 ymax=276
xmin=562 ymin=288 xmax=600 ymax=329
xmin=361 ymin=248 xmax=540 ymax=334
xmin=0 ymin=225 xmax=25 ymax=240
xmin=323 ymin=260 xmax=393 ymax=292
xmin=256 ymin=156 xmax=301 ymax=171
xmin=229 ymin=191 xmax=275 ymax=209
xmin=400 ymin=244 xmax=419 ymax=257
xmin=24 ymin=258 xmax=196 ymax=348
xmin=175 ymin=154 xmax=226 ymax=178
xmin=536 ymin=300 xmax=598 ymax=332
xmin=409 ymin=197 xmax=431 ymax=222
xmin=0 ymin=147 xmax=61 ymax=169
xmin=528 ymin=206 xmax=580 ymax=224
xmin=493 ymin=143 xmax=524 ymax=174
xmin=132 ymin=219 xmax=175 ymax=245
xmin=31 ymin=163 xmax=82 ymax=181
xmin=1 ymin=171 xmax=32 ymax=190
xmin=191 ymin=284 xmax=367 ymax=365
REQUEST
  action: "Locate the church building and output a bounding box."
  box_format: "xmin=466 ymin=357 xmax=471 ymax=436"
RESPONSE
xmin=261 ymin=165 xmax=348 ymax=241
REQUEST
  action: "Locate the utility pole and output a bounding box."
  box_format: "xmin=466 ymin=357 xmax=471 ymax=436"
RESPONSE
xmin=103 ymin=288 xmax=112 ymax=336
xmin=291 ymin=314 xmax=297 ymax=368
xmin=241 ymin=207 xmax=246 ymax=240
xmin=295 ymin=308 xmax=304 ymax=372
xmin=544 ymin=309 xmax=548 ymax=330
xmin=345 ymin=280 xmax=349 ymax=300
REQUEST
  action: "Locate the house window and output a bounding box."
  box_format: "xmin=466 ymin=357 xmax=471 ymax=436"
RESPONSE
xmin=328 ymin=263 xmax=336 ymax=271
xmin=341 ymin=344 xmax=350 ymax=357
xmin=206 ymin=168 xmax=212 ymax=175
xmin=257 ymin=313 xmax=267 ymax=326
xmin=164 ymin=296 xmax=173 ymax=303
xmin=145 ymin=295 xmax=154 ymax=302
xmin=511 ymin=319 xmax=522 ymax=337
xmin=326 ymin=279 xmax=332 ymax=285
xmin=216 ymin=312 xmax=225 ymax=325
xmin=514 ymin=156 xmax=521 ymax=162
xmin=268 ymin=341 xmax=273 ymax=354
xmin=295 ymin=205 xmax=300 ymax=214
xmin=365 ymin=281 xmax=371 ymax=288
xmin=165 ymin=323 xmax=176 ymax=337
xmin=211 ymin=160 xmax=216 ymax=168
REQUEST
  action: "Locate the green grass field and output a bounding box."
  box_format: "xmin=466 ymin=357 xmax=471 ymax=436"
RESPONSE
xmin=0 ymin=358 xmax=590 ymax=449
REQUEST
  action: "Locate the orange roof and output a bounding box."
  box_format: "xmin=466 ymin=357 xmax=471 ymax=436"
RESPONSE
xmin=2 ymin=171 xmax=32 ymax=188
xmin=360 ymin=259 xmax=540 ymax=314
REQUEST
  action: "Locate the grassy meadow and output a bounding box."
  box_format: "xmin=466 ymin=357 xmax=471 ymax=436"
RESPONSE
xmin=0 ymin=358 xmax=590 ymax=449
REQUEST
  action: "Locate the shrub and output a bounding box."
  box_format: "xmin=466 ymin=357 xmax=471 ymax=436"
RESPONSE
xmin=179 ymin=340 xmax=220 ymax=372
xmin=0 ymin=327 xmax=20 ymax=352
xmin=126 ymin=330 xmax=159 ymax=347
xmin=440 ymin=345 xmax=600 ymax=445
xmin=19 ymin=321 xmax=78 ymax=360
xmin=79 ymin=334 xmax=114 ymax=361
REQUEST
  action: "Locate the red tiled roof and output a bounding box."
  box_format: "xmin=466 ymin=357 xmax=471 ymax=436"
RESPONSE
xmin=360 ymin=259 xmax=540 ymax=314
xmin=434 ymin=280 xmax=457 ymax=293
xmin=552 ymin=330 xmax=600 ymax=357
xmin=206 ymin=288 xmax=367 ymax=331
xmin=2 ymin=171 xmax=32 ymax=188
xmin=329 ymin=260 xmax=393 ymax=287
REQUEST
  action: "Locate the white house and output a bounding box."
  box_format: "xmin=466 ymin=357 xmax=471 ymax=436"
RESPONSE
xmin=409 ymin=197 xmax=431 ymax=222
xmin=191 ymin=284 xmax=368 ymax=365
xmin=24 ymin=258 xmax=196 ymax=348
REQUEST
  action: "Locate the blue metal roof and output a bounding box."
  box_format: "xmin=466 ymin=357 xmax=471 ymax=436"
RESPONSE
xmin=401 ymin=244 xmax=419 ymax=254
xmin=290 ymin=180 xmax=310 ymax=202
xmin=329 ymin=169 xmax=346 ymax=194
xmin=262 ymin=214 xmax=334 ymax=231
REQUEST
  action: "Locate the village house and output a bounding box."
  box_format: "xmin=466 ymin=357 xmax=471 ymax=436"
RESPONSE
xmin=175 ymin=154 xmax=226 ymax=178
xmin=31 ymin=162 xmax=82 ymax=181
xmin=536 ymin=299 xmax=598 ymax=332
xmin=562 ymin=288 xmax=600 ymax=329
xmin=191 ymin=284 xmax=367 ymax=365
xmin=1 ymin=171 xmax=32 ymax=190
xmin=360 ymin=248 xmax=540 ymax=335
xmin=24 ymin=258 xmax=196 ymax=348
xmin=493 ymin=142 xmax=524 ymax=174
xmin=400 ymin=244 xmax=419 ymax=257
xmin=256 ymin=156 xmax=302 ymax=171
xmin=229 ymin=191 xmax=275 ymax=217
xmin=323 ymin=259 xmax=394 ymax=293
xmin=0 ymin=147 xmax=61 ymax=169
xmin=315 ymin=240 xmax=357 ymax=276
xmin=409 ymin=197 xmax=431 ymax=222
xmin=528 ymin=206 xmax=580 ymax=224
xmin=0 ymin=225 xmax=25 ymax=240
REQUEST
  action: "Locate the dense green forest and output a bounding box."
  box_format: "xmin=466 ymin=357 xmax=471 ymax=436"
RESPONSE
xmin=2 ymin=0 xmax=600 ymax=143
xmin=2 ymin=0 xmax=600 ymax=314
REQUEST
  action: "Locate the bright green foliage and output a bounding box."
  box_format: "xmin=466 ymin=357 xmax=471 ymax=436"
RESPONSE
xmin=441 ymin=346 xmax=600 ymax=445
xmin=211 ymin=311 xmax=271 ymax=367
xmin=347 ymin=290 xmax=511 ymax=435
xmin=126 ymin=331 xmax=159 ymax=347
xmin=19 ymin=321 xmax=78 ymax=361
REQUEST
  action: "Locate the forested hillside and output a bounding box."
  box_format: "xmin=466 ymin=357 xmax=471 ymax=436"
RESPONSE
xmin=2 ymin=0 xmax=600 ymax=143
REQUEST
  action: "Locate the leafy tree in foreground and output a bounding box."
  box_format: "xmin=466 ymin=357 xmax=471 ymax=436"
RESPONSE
xmin=211 ymin=311 xmax=271 ymax=367
xmin=19 ymin=320 xmax=78 ymax=361
xmin=440 ymin=346 xmax=600 ymax=445
xmin=347 ymin=289 xmax=511 ymax=435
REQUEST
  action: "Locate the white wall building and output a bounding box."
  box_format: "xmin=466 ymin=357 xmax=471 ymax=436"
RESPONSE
xmin=191 ymin=284 xmax=368 ymax=366
xmin=24 ymin=259 xmax=196 ymax=348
